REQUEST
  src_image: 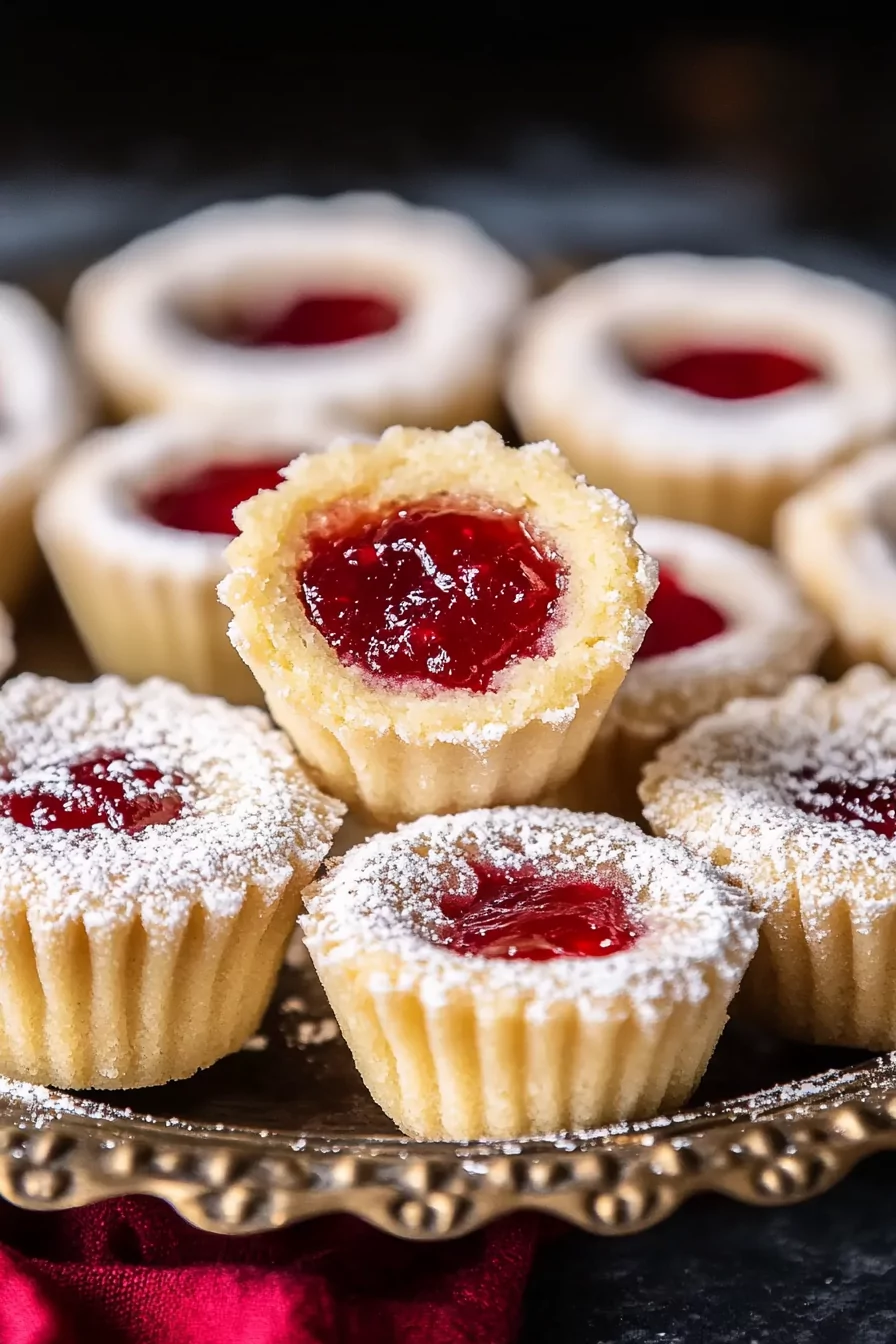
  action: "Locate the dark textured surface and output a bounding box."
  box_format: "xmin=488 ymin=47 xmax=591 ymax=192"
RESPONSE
xmin=522 ymin=1155 xmax=896 ymax=1344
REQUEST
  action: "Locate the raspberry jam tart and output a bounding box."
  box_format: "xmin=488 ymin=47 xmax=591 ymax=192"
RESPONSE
xmin=36 ymin=412 xmax=345 ymax=705
xmin=506 ymin=253 xmax=896 ymax=544
xmin=775 ymin=443 xmax=896 ymax=676
xmin=220 ymin=422 xmax=657 ymax=824
xmin=559 ymin=517 xmax=828 ymax=820
xmin=0 ymin=673 xmax=344 ymax=1090
xmin=0 ymin=282 xmax=88 ymax=611
xmin=68 ymin=193 xmax=528 ymax=428
xmin=301 ymin=806 xmax=758 ymax=1140
xmin=641 ymin=664 xmax=896 ymax=1049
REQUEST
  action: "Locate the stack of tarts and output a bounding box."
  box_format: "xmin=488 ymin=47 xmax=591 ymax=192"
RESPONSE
xmin=6 ymin=198 xmax=896 ymax=1147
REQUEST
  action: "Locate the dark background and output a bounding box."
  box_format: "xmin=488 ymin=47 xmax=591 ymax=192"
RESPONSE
xmin=5 ymin=23 xmax=896 ymax=1341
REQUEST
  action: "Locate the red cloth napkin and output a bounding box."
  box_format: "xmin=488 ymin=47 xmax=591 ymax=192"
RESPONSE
xmin=0 ymin=1196 xmax=544 ymax=1343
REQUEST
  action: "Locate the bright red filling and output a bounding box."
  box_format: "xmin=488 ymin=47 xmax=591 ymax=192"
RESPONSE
xmin=790 ymin=768 xmax=896 ymax=838
xmin=439 ymin=861 xmax=640 ymax=961
xmin=299 ymin=499 xmax=565 ymax=693
xmin=143 ymin=458 xmax=289 ymax=536
xmin=637 ymin=565 xmax=727 ymax=661
xmin=221 ymin=291 xmax=401 ymax=348
xmin=0 ymin=749 xmax=185 ymax=833
xmin=639 ymin=346 xmax=821 ymax=400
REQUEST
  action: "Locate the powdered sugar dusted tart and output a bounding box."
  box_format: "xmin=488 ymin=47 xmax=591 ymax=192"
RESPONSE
xmin=561 ymin=517 xmax=829 ymax=817
xmin=68 ymin=193 xmax=528 ymax=427
xmin=506 ymin=254 xmax=896 ymax=544
xmin=641 ymin=665 xmax=896 ymax=1049
xmin=36 ymin=410 xmax=353 ymax=704
xmin=775 ymin=443 xmax=896 ymax=674
xmin=0 ymin=284 xmax=88 ymax=610
xmin=219 ymin=422 xmax=657 ymax=824
xmin=301 ymin=806 xmax=759 ymax=1140
xmin=0 ymin=673 xmax=345 ymax=1089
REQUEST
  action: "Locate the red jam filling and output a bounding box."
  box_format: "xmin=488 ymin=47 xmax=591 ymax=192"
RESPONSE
xmin=638 ymin=346 xmax=821 ymax=400
xmin=220 ymin=291 xmax=401 ymax=348
xmin=790 ymin=768 xmax=896 ymax=838
xmin=299 ymin=499 xmax=565 ymax=693
xmin=439 ymin=861 xmax=640 ymax=961
xmin=637 ymin=565 xmax=728 ymax=661
xmin=142 ymin=458 xmax=289 ymax=536
xmin=0 ymin=749 xmax=185 ymax=834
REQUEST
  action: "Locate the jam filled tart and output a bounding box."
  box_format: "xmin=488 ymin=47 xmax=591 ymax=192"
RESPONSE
xmin=36 ymin=411 xmax=351 ymax=704
xmin=0 ymin=283 xmax=88 ymax=609
xmin=219 ymin=422 xmax=657 ymax=824
xmin=641 ymin=665 xmax=896 ymax=1049
xmin=775 ymin=443 xmax=896 ymax=675
xmin=68 ymin=193 xmax=528 ymax=428
xmin=0 ymin=673 xmax=344 ymax=1089
xmin=506 ymin=253 xmax=896 ymax=544
xmin=301 ymin=806 xmax=759 ymax=1140
xmin=561 ymin=517 xmax=829 ymax=818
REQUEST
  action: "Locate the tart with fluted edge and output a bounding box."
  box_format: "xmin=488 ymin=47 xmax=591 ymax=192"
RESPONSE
xmin=219 ymin=422 xmax=657 ymax=824
xmin=558 ymin=517 xmax=829 ymax=818
xmin=775 ymin=443 xmax=896 ymax=674
xmin=506 ymin=253 xmax=896 ymax=544
xmin=0 ymin=283 xmax=89 ymax=609
xmin=0 ymin=673 xmax=345 ymax=1089
xmin=36 ymin=410 xmax=357 ymax=705
xmin=641 ymin=664 xmax=896 ymax=1049
xmin=68 ymin=192 xmax=528 ymax=427
xmin=301 ymin=806 xmax=759 ymax=1140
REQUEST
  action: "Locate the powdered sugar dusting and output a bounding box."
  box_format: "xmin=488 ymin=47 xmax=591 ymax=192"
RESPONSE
xmin=0 ymin=673 xmax=345 ymax=932
xmin=302 ymin=806 xmax=758 ymax=1015
xmin=641 ymin=666 xmax=896 ymax=927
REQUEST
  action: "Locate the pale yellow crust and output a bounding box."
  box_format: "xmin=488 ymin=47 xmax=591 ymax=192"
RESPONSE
xmin=220 ymin=423 xmax=657 ymax=822
xmin=775 ymin=444 xmax=896 ymax=674
xmin=640 ymin=666 xmax=896 ymax=1049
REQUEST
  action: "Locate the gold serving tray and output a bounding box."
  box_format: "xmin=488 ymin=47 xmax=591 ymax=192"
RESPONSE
xmin=3 ymin=588 xmax=896 ymax=1241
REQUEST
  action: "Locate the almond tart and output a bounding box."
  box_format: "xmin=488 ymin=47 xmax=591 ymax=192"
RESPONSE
xmin=506 ymin=253 xmax=896 ymax=544
xmin=642 ymin=665 xmax=896 ymax=1049
xmin=775 ymin=443 xmax=896 ymax=674
xmin=219 ymin=422 xmax=657 ymax=824
xmin=0 ymin=673 xmax=344 ymax=1089
xmin=0 ymin=283 xmax=88 ymax=609
xmin=36 ymin=410 xmax=352 ymax=704
xmin=301 ymin=806 xmax=759 ymax=1140
xmin=68 ymin=193 xmax=528 ymax=428
xmin=561 ymin=517 xmax=829 ymax=818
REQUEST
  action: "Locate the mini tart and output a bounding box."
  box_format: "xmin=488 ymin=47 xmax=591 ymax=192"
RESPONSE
xmin=35 ymin=411 xmax=351 ymax=705
xmin=560 ymin=517 xmax=829 ymax=818
xmin=301 ymin=806 xmax=758 ymax=1140
xmin=641 ymin=665 xmax=896 ymax=1049
xmin=775 ymin=443 xmax=896 ymax=674
xmin=0 ymin=284 xmax=88 ymax=609
xmin=68 ymin=192 xmax=528 ymax=426
xmin=219 ymin=422 xmax=657 ymax=824
xmin=0 ymin=673 xmax=344 ymax=1089
xmin=506 ymin=254 xmax=896 ymax=545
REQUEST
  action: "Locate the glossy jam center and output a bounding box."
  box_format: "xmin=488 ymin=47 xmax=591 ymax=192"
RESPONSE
xmin=143 ymin=458 xmax=289 ymax=536
xmin=220 ymin=291 xmax=401 ymax=348
xmin=299 ymin=499 xmax=564 ymax=693
xmin=637 ymin=565 xmax=728 ymax=661
xmin=0 ymin=749 xmax=186 ymax=833
xmin=790 ymin=768 xmax=896 ymax=838
xmin=439 ymin=861 xmax=640 ymax=961
xmin=638 ymin=346 xmax=821 ymax=400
